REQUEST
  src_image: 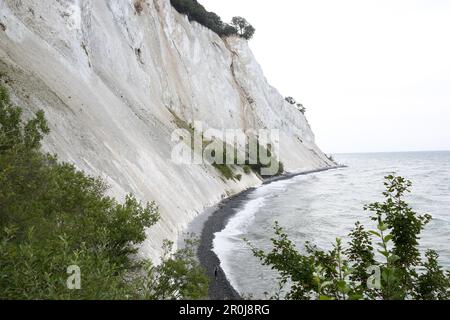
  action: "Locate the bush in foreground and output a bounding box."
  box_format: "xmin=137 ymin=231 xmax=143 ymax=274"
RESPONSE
xmin=248 ymin=175 xmax=450 ymax=300
xmin=0 ymin=85 xmax=208 ymax=299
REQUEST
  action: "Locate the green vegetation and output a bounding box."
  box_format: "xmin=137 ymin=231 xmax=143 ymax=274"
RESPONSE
xmin=212 ymin=144 xmax=240 ymax=181
xmin=297 ymin=104 xmax=306 ymax=114
xmin=0 ymin=85 xmax=208 ymax=299
xmin=231 ymin=17 xmax=256 ymax=40
xmin=212 ymin=163 xmax=235 ymax=181
xmin=171 ymin=111 xmax=237 ymax=181
xmin=285 ymin=96 xmax=297 ymax=105
xmin=171 ymin=111 xmax=283 ymax=180
xmin=2 ymin=82 xmax=448 ymax=301
xmin=170 ymin=0 xmax=255 ymax=40
xmin=142 ymin=238 xmax=209 ymax=299
xmin=285 ymin=96 xmax=306 ymax=114
xmin=213 ymin=142 xmax=284 ymax=180
xmin=248 ymin=175 xmax=450 ymax=300
xmin=245 ymin=143 xmax=284 ymax=178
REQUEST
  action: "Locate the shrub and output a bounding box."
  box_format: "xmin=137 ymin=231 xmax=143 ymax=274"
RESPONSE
xmin=285 ymin=97 xmax=306 ymax=114
xmin=134 ymin=0 xmax=145 ymax=14
xmin=245 ymin=143 xmax=284 ymax=178
xmin=248 ymin=175 xmax=450 ymax=300
xmin=297 ymin=104 xmax=306 ymax=114
xmin=213 ymin=163 xmax=235 ymax=180
xmin=170 ymin=110 xmax=283 ymax=180
xmin=0 ymin=85 xmax=208 ymax=299
xmin=231 ymin=17 xmax=256 ymax=40
xmin=285 ymin=96 xmax=296 ymax=105
xmin=139 ymin=238 xmax=209 ymax=300
xmin=222 ymin=24 xmax=239 ymax=37
xmin=170 ymin=0 xmax=255 ymax=40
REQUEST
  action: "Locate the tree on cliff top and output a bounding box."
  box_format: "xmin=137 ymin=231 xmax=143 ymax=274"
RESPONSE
xmin=231 ymin=16 xmax=256 ymax=40
xmin=170 ymin=0 xmax=255 ymax=40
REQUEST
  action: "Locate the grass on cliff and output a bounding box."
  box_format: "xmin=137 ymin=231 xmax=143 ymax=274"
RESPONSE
xmin=0 ymin=85 xmax=208 ymax=299
xmin=171 ymin=110 xmax=284 ymax=181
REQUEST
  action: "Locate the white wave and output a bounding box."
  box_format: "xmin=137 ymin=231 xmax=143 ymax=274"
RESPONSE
xmin=212 ymin=196 xmax=266 ymax=292
xmin=212 ymin=175 xmax=308 ymax=292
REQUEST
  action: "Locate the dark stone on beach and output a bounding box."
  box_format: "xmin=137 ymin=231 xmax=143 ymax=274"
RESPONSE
xmin=198 ymin=190 xmax=255 ymax=300
xmin=197 ymin=165 xmax=345 ymax=300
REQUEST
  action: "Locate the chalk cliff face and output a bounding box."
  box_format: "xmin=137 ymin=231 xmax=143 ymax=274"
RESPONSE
xmin=0 ymin=0 xmax=333 ymax=261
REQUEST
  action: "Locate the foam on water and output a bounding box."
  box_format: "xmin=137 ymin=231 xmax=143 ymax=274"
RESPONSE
xmin=212 ymin=177 xmax=304 ymax=292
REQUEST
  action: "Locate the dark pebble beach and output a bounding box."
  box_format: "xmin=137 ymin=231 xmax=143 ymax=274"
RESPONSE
xmin=196 ymin=165 xmax=345 ymax=300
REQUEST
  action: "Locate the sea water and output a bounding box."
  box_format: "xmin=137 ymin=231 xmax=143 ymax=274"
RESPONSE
xmin=213 ymin=151 xmax=450 ymax=298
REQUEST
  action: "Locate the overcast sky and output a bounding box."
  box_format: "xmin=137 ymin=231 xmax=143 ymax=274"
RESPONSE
xmin=200 ymin=0 xmax=450 ymax=153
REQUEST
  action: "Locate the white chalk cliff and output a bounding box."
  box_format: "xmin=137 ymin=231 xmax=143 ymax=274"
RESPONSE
xmin=0 ymin=0 xmax=334 ymax=261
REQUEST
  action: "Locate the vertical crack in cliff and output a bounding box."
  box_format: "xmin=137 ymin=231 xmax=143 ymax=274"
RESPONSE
xmin=224 ymin=40 xmax=265 ymax=131
xmin=80 ymin=0 xmax=93 ymax=68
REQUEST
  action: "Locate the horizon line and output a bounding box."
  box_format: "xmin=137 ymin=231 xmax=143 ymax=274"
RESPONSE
xmin=331 ymin=149 xmax=450 ymax=155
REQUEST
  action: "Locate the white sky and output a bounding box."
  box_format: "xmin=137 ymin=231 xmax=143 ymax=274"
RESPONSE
xmin=200 ymin=0 xmax=450 ymax=153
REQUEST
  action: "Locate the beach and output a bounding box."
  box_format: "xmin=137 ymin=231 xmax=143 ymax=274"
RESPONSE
xmin=190 ymin=165 xmax=344 ymax=300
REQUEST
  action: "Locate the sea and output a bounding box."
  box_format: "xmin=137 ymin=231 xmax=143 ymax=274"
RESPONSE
xmin=212 ymin=151 xmax=450 ymax=298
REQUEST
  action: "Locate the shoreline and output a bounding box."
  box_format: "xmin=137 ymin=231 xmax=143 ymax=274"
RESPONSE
xmin=195 ymin=165 xmax=345 ymax=300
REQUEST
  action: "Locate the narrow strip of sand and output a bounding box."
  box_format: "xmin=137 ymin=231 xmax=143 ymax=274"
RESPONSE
xmin=190 ymin=165 xmax=345 ymax=300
